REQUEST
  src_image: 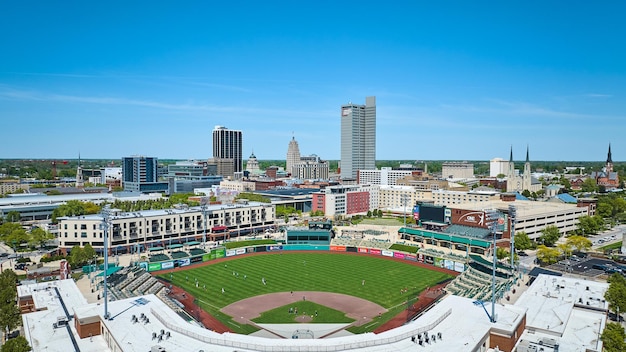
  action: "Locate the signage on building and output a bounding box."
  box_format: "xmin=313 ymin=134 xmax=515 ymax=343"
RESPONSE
xmin=413 ymin=205 xmax=420 ymax=220
xmin=458 ymin=211 xmax=485 ymax=226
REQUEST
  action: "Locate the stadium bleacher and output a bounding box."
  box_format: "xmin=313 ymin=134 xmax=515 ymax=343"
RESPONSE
xmin=444 ymin=224 xmax=491 ymax=239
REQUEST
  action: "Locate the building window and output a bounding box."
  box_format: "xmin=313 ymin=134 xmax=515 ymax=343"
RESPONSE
xmin=81 ymin=232 xmax=87 ymax=238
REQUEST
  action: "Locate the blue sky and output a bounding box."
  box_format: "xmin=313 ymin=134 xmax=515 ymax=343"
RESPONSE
xmin=1 ymin=1 xmax=625 ymax=162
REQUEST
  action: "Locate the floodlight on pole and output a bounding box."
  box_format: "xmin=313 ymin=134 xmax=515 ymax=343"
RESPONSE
xmin=484 ymin=208 xmax=500 ymax=323
xmin=401 ymin=194 xmax=410 ymax=229
xmin=99 ymin=205 xmax=111 ymax=320
xmin=508 ymin=204 xmax=517 ymax=269
xmin=201 ymin=198 xmax=209 ymax=246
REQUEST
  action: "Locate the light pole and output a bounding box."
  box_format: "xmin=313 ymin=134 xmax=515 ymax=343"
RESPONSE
xmin=201 ymin=198 xmax=208 ymax=246
xmin=401 ymin=194 xmax=410 ymax=229
xmin=485 ymin=209 xmax=499 ymax=323
xmin=509 ymin=205 xmax=517 ymax=269
xmin=99 ymin=205 xmax=111 ymax=319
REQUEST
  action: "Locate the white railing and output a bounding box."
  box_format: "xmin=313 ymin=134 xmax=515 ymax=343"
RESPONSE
xmin=150 ymin=307 xmax=452 ymax=351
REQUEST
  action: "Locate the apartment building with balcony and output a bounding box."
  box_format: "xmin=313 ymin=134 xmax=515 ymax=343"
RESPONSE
xmin=56 ymin=202 xmax=275 ymax=254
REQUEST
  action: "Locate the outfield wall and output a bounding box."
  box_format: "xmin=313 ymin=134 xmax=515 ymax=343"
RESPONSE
xmin=141 ymin=244 xmax=466 ymax=274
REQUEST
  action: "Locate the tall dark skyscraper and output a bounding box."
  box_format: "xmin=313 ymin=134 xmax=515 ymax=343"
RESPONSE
xmin=122 ymin=155 xmax=168 ymax=192
xmin=340 ymin=96 xmax=376 ymax=179
xmin=212 ymin=126 xmax=243 ymax=174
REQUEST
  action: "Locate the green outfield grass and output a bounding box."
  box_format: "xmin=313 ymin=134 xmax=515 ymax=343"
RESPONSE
xmin=158 ymin=252 xmax=452 ymax=334
xmin=252 ymin=301 xmax=355 ymax=324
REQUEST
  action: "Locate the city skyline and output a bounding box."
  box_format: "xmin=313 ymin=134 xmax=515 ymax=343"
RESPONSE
xmin=1 ymin=2 xmax=625 ymax=161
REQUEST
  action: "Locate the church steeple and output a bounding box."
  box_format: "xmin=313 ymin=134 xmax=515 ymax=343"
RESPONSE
xmin=606 ymin=143 xmax=614 ymax=174
xmin=75 ymin=152 xmax=84 ymax=188
xmin=525 ymin=145 xmax=529 ymax=163
xmin=509 ymin=146 xmax=513 ymax=162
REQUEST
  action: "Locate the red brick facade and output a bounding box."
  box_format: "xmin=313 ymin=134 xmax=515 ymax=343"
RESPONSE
xmin=346 ymin=191 xmax=369 ymax=215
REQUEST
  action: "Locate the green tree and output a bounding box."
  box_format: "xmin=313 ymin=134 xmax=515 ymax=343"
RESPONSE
xmin=0 ymin=223 xmax=22 ymax=240
xmin=596 ymin=203 xmax=613 ymax=218
xmin=83 ymin=244 xmax=96 ymax=263
xmin=1 ymin=335 xmax=32 ymax=352
xmin=605 ymin=273 xmax=626 ymax=319
xmin=601 ymin=322 xmax=626 ymax=352
xmin=235 ymin=192 xmax=271 ymax=203
xmin=536 ymin=245 xmax=561 ymax=264
xmin=496 ymin=247 xmax=509 ymax=260
xmin=514 ymin=231 xmax=533 ymax=250
xmin=367 ymin=210 xmax=372 ymax=217
xmin=0 ymin=270 xmax=21 ymax=342
xmin=521 ymin=189 xmax=531 ymax=198
xmin=30 ymin=227 xmax=54 ymax=250
xmin=581 ymin=178 xmax=598 ymax=193
xmin=557 ymin=243 xmax=572 ymax=259
xmin=559 ymin=176 xmax=571 ymax=190
xmin=539 ymin=225 xmax=561 ymax=246
xmin=309 ymin=210 xmax=324 ymax=217
xmin=68 ymin=245 xmax=87 ymax=268
xmin=565 ymin=235 xmax=592 ymax=252
xmin=83 ymin=202 xmax=101 ymax=215
xmin=577 ymin=215 xmax=604 ymax=235
xmin=5 ymin=212 xmax=20 ymax=223
xmin=0 ymin=225 xmax=29 ymax=250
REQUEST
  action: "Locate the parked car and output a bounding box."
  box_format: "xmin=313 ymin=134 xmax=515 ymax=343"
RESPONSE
xmin=14 ymin=263 xmax=26 ymax=271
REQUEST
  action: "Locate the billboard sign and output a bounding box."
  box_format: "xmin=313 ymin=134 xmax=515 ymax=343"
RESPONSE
xmin=382 ymin=250 xmax=394 ymax=257
xmin=405 ymin=254 xmax=417 ymax=261
xmin=358 ymin=248 xmax=369 ymax=254
xmin=161 ymin=261 xmax=174 ymax=270
xmin=413 ymin=205 xmax=420 ymax=220
xmin=175 ymin=258 xmax=190 ymax=267
xmin=330 ymin=246 xmax=346 ymax=252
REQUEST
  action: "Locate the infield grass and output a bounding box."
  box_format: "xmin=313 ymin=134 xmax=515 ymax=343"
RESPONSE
xmin=252 ymin=301 xmax=355 ymax=324
xmin=158 ymin=252 xmax=451 ymax=334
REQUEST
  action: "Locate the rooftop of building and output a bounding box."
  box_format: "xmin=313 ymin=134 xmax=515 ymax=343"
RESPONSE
xmin=513 ymin=274 xmax=607 ymax=351
xmin=20 ymin=277 xmax=528 ymax=352
xmin=58 ymin=201 xmax=272 ymax=222
xmin=450 ymin=199 xmax=586 ymax=218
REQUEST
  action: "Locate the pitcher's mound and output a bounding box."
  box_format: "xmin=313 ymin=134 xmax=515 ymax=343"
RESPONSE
xmin=295 ymin=315 xmax=313 ymax=323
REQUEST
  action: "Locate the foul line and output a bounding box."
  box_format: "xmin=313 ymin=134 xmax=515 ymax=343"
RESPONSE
xmin=196 ymin=298 xmax=222 ymax=311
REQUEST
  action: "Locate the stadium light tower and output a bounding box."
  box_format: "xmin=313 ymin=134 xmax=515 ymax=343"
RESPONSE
xmin=401 ymin=194 xmax=410 ymax=228
xmin=485 ymin=209 xmax=500 ymax=323
xmin=509 ymin=204 xmax=517 ymax=269
xmin=99 ymin=205 xmax=111 ymax=319
xmin=201 ymin=197 xmax=209 ymax=246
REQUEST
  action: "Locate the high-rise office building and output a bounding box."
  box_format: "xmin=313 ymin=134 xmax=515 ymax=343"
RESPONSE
xmin=122 ymin=156 xmax=168 ymax=193
xmin=212 ymin=126 xmax=243 ymax=175
xmin=286 ymin=135 xmax=301 ymax=175
xmin=340 ymin=96 xmax=376 ymax=179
